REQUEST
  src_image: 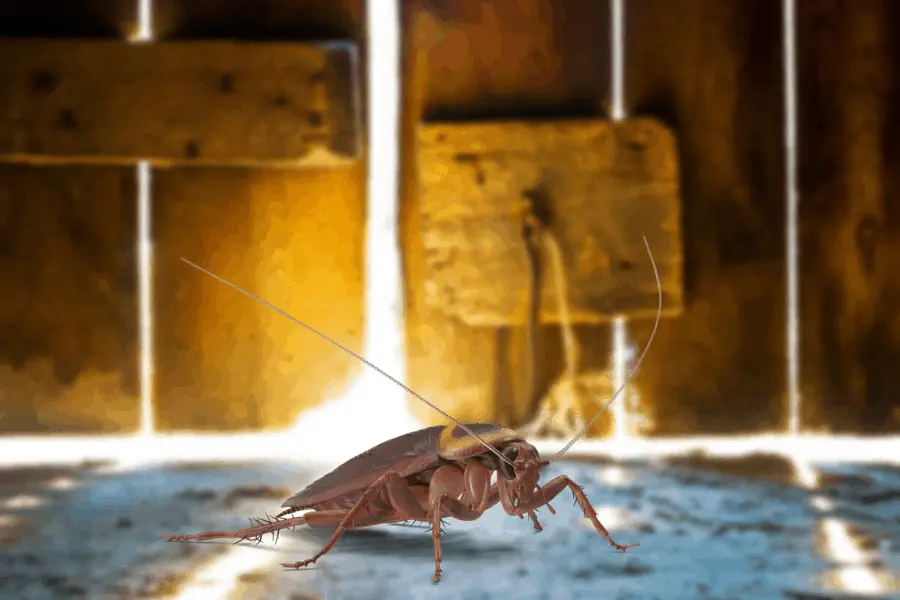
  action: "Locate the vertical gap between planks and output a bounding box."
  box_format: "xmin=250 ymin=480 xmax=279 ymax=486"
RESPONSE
xmin=783 ymin=0 xmax=801 ymax=435
xmin=609 ymin=0 xmax=631 ymax=441
xmin=134 ymin=0 xmax=155 ymax=436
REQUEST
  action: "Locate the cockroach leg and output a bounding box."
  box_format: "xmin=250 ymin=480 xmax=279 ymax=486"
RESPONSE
xmin=520 ymin=475 xmax=639 ymax=552
xmin=536 ymin=484 xmax=556 ymax=515
xmin=430 ymin=497 xmax=445 ymax=583
xmin=428 ymin=490 xmax=488 ymax=582
xmin=527 ymin=510 xmax=543 ymax=532
xmin=281 ymin=472 xmax=427 ymax=572
xmin=160 ymin=513 xmax=314 ymax=544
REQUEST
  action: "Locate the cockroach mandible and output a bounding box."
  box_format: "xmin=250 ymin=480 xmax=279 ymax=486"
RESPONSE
xmin=161 ymin=237 xmax=662 ymax=583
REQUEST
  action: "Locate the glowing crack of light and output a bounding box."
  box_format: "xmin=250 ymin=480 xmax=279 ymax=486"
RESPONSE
xmin=4 ymin=434 xmax=900 ymax=468
xmin=783 ymin=0 xmax=802 ymax=436
xmin=133 ymin=0 xmax=155 ymax=437
xmin=608 ymin=0 xmax=635 ymax=444
xmin=130 ymin=0 xmax=153 ymax=43
xmin=290 ymin=0 xmax=421 ymax=458
xmin=610 ymin=317 xmax=630 ymax=441
xmin=610 ymin=0 xmax=626 ymax=122
xmin=137 ymin=161 xmax=154 ymax=437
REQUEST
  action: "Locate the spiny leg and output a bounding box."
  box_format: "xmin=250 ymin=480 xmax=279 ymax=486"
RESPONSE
xmin=281 ymin=472 xmax=427 ymax=571
xmin=527 ymin=510 xmax=543 ymax=532
xmin=417 ymin=463 xmax=495 ymax=583
xmin=428 ymin=492 xmax=486 ymax=583
xmin=160 ymin=512 xmax=320 ymax=544
xmin=520 ymin=475 xmax=639 ymax=552
xmin=430 ymin=496 xmax=444 ymax=583
xmin=160 ymin=508 xmax=375 ymax=544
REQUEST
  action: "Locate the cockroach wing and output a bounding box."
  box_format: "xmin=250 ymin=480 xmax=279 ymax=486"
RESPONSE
xmin=282 ymin=425 xmax=446 ymax=509
xmin=282 ymin=423 xmax=522 ymax=509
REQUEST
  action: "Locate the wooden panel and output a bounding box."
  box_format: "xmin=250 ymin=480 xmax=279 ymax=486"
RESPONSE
xmin=418 ymin=117 xmax=682 ymax=326
xmin=401 ymin=0 xmax=612 ymax=428
xmin=151 ymin=0 xmax=367 ymax=431
xmin=0 ymin=1 xmax=139 ymax=434
xmin=624 ymin=0 xmax=786 ymax=434
xmin=797 ymin=0 xmax=900 ymax=432
xmin=0 ymin=165 xmax=138 ymax=433
xmin=0 ymin=39 xmax=360 ymax=167
xmin=152 ymin=168 xmax=365 ymax=431
xmin=410 ymin=0 xmax=609 ymax=120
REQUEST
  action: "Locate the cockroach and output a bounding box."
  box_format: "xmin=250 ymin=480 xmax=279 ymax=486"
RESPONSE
xmin=161 ymin=237 xmax=662 ymax=583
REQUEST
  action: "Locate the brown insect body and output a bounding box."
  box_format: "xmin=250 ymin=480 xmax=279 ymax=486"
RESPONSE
xmin=283 ymin=423 xmax=518 ymax=510
xmin=163 ymin=245 xmax=661 ymax=582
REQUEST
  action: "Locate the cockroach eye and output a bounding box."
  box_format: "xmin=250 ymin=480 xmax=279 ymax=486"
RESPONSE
xmin=502 ymin=445 xmax=519 ymax=462
xmin=498 ymin=445 xmax=520 ymax=480
xmin=499 ymin=459 xmax=516 ymax=480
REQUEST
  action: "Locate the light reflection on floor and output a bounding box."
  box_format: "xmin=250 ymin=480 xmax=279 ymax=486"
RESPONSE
xmin=169 ymin=539 xmax=302 ymax=600
xmin=791 ymin=456 xmax=892 ymax=595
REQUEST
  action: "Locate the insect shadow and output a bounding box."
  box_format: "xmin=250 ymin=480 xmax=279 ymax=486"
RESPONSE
xmin=291 ymin=525 xmax=521 ymax=562
xmin=170 ymin=522 xmax=521 ymax=563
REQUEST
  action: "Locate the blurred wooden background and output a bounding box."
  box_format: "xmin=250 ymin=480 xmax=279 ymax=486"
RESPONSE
xmin=0 ymin=0 xmax=898 ymax=435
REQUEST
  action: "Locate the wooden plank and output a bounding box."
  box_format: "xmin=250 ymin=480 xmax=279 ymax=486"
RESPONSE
xmin=152 ymin=167 xmax=366 ymax=431
xmin=624 ymin=0 xmax=786 ymax=434
xmin=0 ymin=0 xmax=140 ymax=434
xmin=148 ymin=0 xmax=368 ymax=432
xmin=797 ymin=0 xmax=900 ymax=433
xmin=401 ymin=0 xmax=612 ymax=428
xmin=0 ymin=165 xmax=139 ymax=433
xmin=0 ymin=38 xmax=360 ymax=167
xmin=417 ymin=117 xmax=683 ymax=326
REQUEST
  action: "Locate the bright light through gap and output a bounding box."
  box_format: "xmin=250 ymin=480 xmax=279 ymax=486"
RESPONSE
xmin=361 ymin=0 xmax=410 ymax=418
xmin=289 ymin=0 xmax=421 ymax=456
xmin=782 ymin=0 xmax=801 ymax=436
xmin=134 ymin=0 xmax=153 ymax=43
xmin=137 ymin=162 xmax=154 ymax=436
xmin=134 ymin=0 xmax=154 ymax=437
xmin=610 ymin=0 xmax=626 ymax=123
xmin=609 ymin=0 xmax=631 ymax=441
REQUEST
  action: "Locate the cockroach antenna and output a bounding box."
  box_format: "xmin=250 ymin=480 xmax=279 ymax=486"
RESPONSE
xmin=548 ymin=235 xmax=663 ymax=462
xmin=179 ymin=258 xmax=516 ymax=469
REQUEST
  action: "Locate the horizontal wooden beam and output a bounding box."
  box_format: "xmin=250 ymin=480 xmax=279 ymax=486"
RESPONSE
xmin=417 ymin=117 xmax=683 ymax=326
xmin=0 ymin=38 xmax=360 ymax=167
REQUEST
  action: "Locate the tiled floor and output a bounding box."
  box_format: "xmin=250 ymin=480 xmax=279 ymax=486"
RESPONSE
xmin=0 ymin=456 xmax=898 ymax=599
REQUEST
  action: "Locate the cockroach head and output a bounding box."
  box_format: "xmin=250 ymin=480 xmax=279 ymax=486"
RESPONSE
xmin=496 ymin=441 xmax=541 ymax=481
xmin=494 ymin=441 xmax=542 ymax=511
